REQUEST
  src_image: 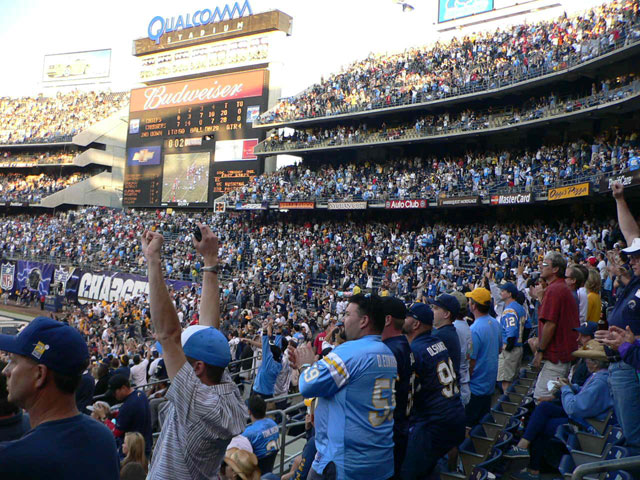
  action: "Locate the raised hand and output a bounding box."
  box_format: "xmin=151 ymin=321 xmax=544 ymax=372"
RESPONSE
xmin=141 ymin=230 xmax=164 ymax=263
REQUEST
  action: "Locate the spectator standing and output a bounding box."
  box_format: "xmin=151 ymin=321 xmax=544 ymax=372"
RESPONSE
xmin=243 ymin=395 xmax=280 ymax=474
xmin=142 ymin=225 xmax=248 ymax=479
xmin=75 ymin=364 xmax=95 ymax=415
xmin=532 ymin=252 xmax=580 ymax=400
xmin=593 ymin=182 xmax=640 ymax=448
xmin=130 ymin=350 xmax=150 ymax=388
xmin=249 ymin=319 xmax=283 ymax=400
xmin=431 ymin=293 xmax=462 ymax=380
xmin=497 ymin=282 xmax=527 ymax=393
xmin=451 ymin=290 xmax=473 ymax=406
xmin=465 ymin=288 xmax=502 ymax=427
xmin=585 ymin=269 xmax=602 ymax=324
xmin=401 ymin=302 xmax=465 ymax=479
xmin=0 ymin=359 xmax=30 ymax=441
xmin=108 ymin=375 xmax=153 ymax=458
xmin=299 ymin=293 xmax=397 ymax=480
xmin=0 ymin=317 xmax=119 ymax=479
xmin=381 ymin=296 xmax=413 ymax=479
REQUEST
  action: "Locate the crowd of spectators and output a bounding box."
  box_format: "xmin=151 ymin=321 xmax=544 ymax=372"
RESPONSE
xmin=0 ymin=172 xmax=92 ymax=203
xmin=258 ymin=73 xmax=640 ymax=155
xmin=0 ymin=150 xmax=78 ymax=167
xmin=232 ymin=128 xmax=640 ymax=202
xmin=0 ymin=91 xmax=129 ymax=144
xmin=256 ymin=0 xmax=640 ymax=125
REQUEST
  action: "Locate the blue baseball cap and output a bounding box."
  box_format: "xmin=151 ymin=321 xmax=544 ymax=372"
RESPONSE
xmin=573 ymin=322 xmax=598 ymax=337
xmin=430 ymin=293 xmax=460 ymax=318
xmin=0 ymin=317 xmax=89 ymax=376
xmin=181 ymin=325 xmax=231 ymax=367
xmin=499 ymin=282 xmax=519 ymax=298
xmin=407 ymin=303 xmax=434 ymax=325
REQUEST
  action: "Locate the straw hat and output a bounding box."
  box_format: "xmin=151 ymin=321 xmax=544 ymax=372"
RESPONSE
xmin=572 ymin=339 xmax=609 ymax=362
xmin=224 ymin=448 xmax=261 ymax=480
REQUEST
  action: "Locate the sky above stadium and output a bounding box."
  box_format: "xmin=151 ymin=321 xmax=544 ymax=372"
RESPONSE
xmin=0 ymin=0 xmax=444 ymax=97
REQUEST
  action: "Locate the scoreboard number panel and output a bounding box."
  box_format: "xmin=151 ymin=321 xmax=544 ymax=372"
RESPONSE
xmin=124 ymin=69 xmax=268 ymax=207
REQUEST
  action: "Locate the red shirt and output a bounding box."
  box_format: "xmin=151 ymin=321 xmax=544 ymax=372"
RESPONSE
xmin=314 ymin=331 xmax=327 ymax=355
xmin=538 ymin=278 xmax=579 ymax=363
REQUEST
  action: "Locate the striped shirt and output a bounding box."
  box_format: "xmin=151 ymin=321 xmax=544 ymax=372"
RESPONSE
xmin=148 ymin=363 xmax=248 ymax=480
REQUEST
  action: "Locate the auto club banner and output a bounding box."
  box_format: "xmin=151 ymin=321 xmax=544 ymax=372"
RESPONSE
xmin=599 ymin=170 xmax=640 ymax=192
xmin=438 ymin=196 xmax=480 ymax=207
xmin=490 ymin=193 xmax=532 ymax=205
xmin=15 ymin=260 xmax=56 ymax=297
xmin=327 ymin=201 xmax=367 ymax=210
xmin=384 ymin=199 xmax=428 ymax=209
xmin=547 ymin=182 xmax=590 ymax=201
xmin=64 ymin=268 xmax=195 ymax=304
xmin=279 ymin=201 xmax=315 ymax=210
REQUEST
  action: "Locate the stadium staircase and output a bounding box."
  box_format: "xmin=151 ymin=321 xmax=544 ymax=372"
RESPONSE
xmin=439 ymin=366 xmax=640 ymax=480
xmin=38 ymin=171 xmax=121 ymax=208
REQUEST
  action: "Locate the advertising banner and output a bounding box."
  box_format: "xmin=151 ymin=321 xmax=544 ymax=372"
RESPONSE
xmin=599 ymin=170 xmax=640 ymax=192
xmin=439 ymin=196 xmax=480 ymax=207
xmin=327 ymin=201 xmax=367 ymax=210
xmin=129 ymin=70 xmax=265 ymax=112
xmin=439 ymin=0 xmax=494 ymax=23
xmin=0 ymin=260 xmax=16 ymax=292
xmin=15 ymin=260 xmax=55 ymax=297
xmin=43 ymin=49 xmax=111 ymax=83
xmin=490 ymin=193 xmax=532 ymax=205
xmin=279 ymin=202 xmax=315 ymax=210
xmin=64 ymin=268 xmax=194 ymax=304
xmin=384 ymin=199 xmax=428 ymax=209
xmin=548 ymin=183 xmax=590 ymax=201
xmin=237 ymin=203 xmax=267 ymax=210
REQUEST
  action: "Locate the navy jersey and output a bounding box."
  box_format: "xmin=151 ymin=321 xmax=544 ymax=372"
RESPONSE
xmin=383 ymin=334 xmax=414 ymax=434
xmin=433 ymin=324 xmax=461 ymax=381
xmin=409 ymin=332 xmax=464 ymax=425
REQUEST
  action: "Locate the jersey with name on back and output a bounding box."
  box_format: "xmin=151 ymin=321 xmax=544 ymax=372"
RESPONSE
xmin=299 ymin=335 xmax=397 ymax=480
xmin=243 ymin=418 xmax=280 ymax=459
xmin=409 ymin=332 xmax=464 ymax=425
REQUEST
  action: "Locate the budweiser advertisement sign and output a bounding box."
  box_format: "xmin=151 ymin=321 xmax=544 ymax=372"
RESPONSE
xmin=129 ymin=70 xmax=265 ymax=112
xmin=439 ymin=196 xmax=479 ymax=207
xmin=327 ymin=201 xmax=367 ymax=210
xmin=599 ymin=170 xmax=640 ymax=192
xmin=548 ymin=182 xmax=590 ymax=201
xmin=385 ymin=199 xmax=428 ymax=209
xmin=490 ymin=193 xmax=532 ymax=205
xmin=279 ymin=202 xmax=315 ymax=210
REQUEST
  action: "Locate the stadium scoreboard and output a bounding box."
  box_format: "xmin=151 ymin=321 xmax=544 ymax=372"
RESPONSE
xmin=124 ymin=69 xmax=268 ymax=207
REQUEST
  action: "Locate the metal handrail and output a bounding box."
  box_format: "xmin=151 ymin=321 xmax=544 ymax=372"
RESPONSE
xmin=571 ymin=455 xmax=640 ymax=479
xmin=265 ymin=399 xmax=308 ymax=475
xmin=255 ymin=82 xmax=640 ymax=154
xmin=255 ymin=23 xmax=640 ymax=127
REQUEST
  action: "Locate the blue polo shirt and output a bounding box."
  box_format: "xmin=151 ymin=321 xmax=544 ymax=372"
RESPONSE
xmin=469 ymin=315 xmax=502 ymax=396
xmin=609 ymin=275 xmax=640 ymax=335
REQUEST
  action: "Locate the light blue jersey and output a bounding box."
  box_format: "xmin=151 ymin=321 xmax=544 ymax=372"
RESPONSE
xmin=253 ymin=334 xmax=282 ymax=396
xmin=243 ymin=418 xmax=280 ymax=459
xmin=299 ymin=335 xmax=397 ymax=480
xmin=500 ymin=300 xmax=527 ymax=346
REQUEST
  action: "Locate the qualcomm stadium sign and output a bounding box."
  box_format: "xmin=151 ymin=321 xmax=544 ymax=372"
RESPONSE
xmin=148 ymin=1 xmax=253 ymax=44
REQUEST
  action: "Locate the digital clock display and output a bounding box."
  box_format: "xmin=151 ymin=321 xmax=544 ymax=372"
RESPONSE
xmin=123 ymin=69 xmax=267 ymax=208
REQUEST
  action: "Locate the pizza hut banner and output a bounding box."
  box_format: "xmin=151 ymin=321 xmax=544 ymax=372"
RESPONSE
xmin=384 ymin=199 xmax=428 ymax=209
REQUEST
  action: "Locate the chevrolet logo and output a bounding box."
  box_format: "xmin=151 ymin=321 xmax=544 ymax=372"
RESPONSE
xmin=132 ymin=149 xmax=156 ymax=163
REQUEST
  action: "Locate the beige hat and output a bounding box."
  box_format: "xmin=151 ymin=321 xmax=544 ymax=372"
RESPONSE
xmin=450 ymin=291 xmax=468 ymax=314
xmin=572 ymin=339 xmax=609 ymax=362
xmin=224 ymin=448 xmax=261 ymax=480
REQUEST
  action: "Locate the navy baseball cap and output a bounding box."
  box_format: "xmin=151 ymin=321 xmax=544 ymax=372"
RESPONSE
xmin=431 ymin=294 xmax=460 ymax=318
xmin=407 ymin=303 xmax=434 ymax=325
xmin=573 ymin=322 xmax=598 ymax=337
xmin=499 ymin=282 xmax=519 ymax=298
xmin=382 ymin=297 xmax=407 ymax=319
xmin=181 ymin=325 xmax=231 ymax=367
xmin=0 ymin=317 xmax=89 ymax=376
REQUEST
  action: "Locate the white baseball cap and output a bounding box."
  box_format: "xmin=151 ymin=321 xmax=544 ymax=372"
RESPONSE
xmin=622 ymin=238 xmax=640 ymax=255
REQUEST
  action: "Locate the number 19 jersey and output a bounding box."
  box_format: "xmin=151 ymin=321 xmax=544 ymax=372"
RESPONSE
xmin=409 ymin=331 xmax=465 ymax=425
xmin=299 ymin=335 xmax=397 ymax=480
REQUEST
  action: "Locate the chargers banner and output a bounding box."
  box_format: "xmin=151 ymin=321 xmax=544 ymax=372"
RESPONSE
xmin=15 ymin=261 xmax=55 ymax=297
xmin=65 ymin=268 xmax=194 ymax=304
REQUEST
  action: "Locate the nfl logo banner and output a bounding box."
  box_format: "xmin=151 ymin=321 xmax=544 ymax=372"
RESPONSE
xmin=1 ymin=262 xmax=15 ymax=291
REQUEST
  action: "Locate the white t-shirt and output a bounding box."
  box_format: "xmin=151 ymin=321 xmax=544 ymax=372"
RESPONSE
xmin=130 ymin=359 xmax=149 ymax=387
